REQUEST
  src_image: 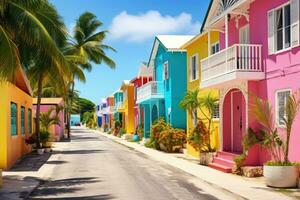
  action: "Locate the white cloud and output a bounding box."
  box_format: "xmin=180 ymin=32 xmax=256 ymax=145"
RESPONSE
xmin=108 ymin=10 xmax=200 ymax=42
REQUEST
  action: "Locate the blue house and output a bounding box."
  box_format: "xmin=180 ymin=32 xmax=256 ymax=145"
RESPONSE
xmin=96 ymin=99 xmax=108 ymax=127
xmin=137 ymin=35 xmax=194 ymax=138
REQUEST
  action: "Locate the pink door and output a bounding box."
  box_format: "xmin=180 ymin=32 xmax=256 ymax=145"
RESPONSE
xmin=232 ymin=91 xmax=245 ymax=153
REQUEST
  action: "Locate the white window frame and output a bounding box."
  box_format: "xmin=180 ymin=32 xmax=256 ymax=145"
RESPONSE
xmin=275 ymin=89 xmax=292 ymax=127
xmin=189 ymin=54 xmax=199 ymax=81
xmin=270 ymin=2 xmax=293 ymax=54
xmin=163 ymin=61 xmax=169 ymax=80
xmin=211 ymin=42 xmax=220 ymax=55
xmin=212 ymin=102 xmax=220 ymax=120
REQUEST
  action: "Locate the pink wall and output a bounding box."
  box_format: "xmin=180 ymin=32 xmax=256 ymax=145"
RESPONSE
xmin=219 ymin=0 xmax=300 ymax=164
xmin=33 ymin=102 xmax=65 ymax=141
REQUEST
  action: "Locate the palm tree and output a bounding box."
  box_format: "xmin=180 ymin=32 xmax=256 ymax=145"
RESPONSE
xmin=64 ymin=12 xmax=116 ymax=137
xmin=180 ymin=89 xmax=201 ymax=127
xmin=0 ymin=0 xmax=66 ymax=81
xmin=198 ymin=93 xmax=219 ymax=150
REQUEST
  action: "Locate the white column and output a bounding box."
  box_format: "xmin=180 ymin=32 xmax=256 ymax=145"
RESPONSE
xmin=225 ymin=14 xmax=229 ymax=48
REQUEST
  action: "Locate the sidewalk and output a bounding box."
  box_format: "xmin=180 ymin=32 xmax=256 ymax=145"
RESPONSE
xmin=0 ymin=141 xmax=67 ymax=200
xmin=98 ymin=130 xmax=300 ymax=200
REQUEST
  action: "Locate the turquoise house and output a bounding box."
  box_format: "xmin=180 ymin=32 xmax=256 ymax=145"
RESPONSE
xmin=70 ymin=114 xmax=81 ymax=126
xmin=137 ymin=35 xmax=194 ymax=138
xmin=113 ymin=90 xmax=125 ymax=128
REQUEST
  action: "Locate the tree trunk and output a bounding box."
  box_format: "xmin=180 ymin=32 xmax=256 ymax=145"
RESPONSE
xmin=35 ymin=74 xmax=44 ymax=148
xmin=284 ymin=129 xmax=291 ymax=163
xmin=192 ymin=109 xmax=198 ymax=127
xmin=67 ymin=80 xmax=76 ymax=139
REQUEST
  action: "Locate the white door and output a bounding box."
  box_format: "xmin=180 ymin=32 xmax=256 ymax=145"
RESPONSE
xmin=239 ymin=25 xmax=250 ymax=44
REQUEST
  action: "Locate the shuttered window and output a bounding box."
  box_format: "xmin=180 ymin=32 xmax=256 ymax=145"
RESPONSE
xmin=28 ymin=109 xmax=32 ymax=135
xmin=21 ymin=106 xmax=25 ymax=135
xmin=268 ymin=1 xmax=299 ymax=54
xmin=11 ymin=103 xmax=17 ymax=136
xmin=190 ymin=54 xmax=199 ymax=81
xmin=276 ymin=90 xmax=291 ymax=126
xmin=212 ymin=103 xmax=220 ymax=119
xmin=163 ymin=61 xmax=169 ymax=80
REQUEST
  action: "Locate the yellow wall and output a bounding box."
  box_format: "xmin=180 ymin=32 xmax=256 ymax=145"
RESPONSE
xmin=184 ymin=31 xmax=220 ymax=158
xmin=0 ymin=82 xmax=32 ymax=169
xmin=123 ymin=84 xmax=135 ymax=134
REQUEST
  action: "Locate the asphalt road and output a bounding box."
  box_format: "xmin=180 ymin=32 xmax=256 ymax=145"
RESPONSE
xmin=28 ymin=127 xmax=234 ymax=200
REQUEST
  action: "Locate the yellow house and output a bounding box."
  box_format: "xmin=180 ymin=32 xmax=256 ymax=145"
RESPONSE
xmin=120 ymin=80 xmax=135 ymax=134
xmin=0 ymin=67 xmax=33 ymax=170
xmin=181 ymin=31 xmax=220 ymax=158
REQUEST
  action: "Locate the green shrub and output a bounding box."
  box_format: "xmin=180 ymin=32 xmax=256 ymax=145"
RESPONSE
xmin=40 ymin=131 xmax=50 ymax=147
xmin=117 ymin=128 xmax=126 ymax=138
xmin=188 ymin=120 xmax=211 ymax=152
xmin=158 ymin=128 xmax=186 ymax=153
xmin=264 ymin=161 xmax=300 ymax=166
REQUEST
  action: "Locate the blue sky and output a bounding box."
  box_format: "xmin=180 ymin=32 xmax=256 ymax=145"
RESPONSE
xmin=50 ymin=0 xmax=210 ymax=104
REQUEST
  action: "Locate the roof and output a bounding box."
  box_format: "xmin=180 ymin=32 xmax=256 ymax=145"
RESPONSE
xmin=148 ymin=35 xmax=195 ymax=67
xmin=200 ymin=0 xmax=213 ymax=33
xmin=13 ymin=67 xmax=33 ymax=96
xmin=33 ymin=97 xmax=64 ymax=105
xmin=156 ymin=35 xmax=195 ymax=50
xmin=137 ymin=62 xmax=153 ymax=77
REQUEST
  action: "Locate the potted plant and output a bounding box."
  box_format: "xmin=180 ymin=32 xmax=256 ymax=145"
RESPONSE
xmin=180 ymin=91 xmax=218 ymax=165
xmin=251 ymin=93 xmax=300 ymax=188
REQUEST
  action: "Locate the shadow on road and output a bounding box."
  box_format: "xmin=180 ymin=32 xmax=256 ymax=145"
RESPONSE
xmin=28 ymin=194 xmax=114 ymax=200
xmin=53 ymin=149 xmax=106 ymax=155
xmin=9 ymin=152 xmax=52 ymax=172
xmin=28 ymin=177 xmax=113 ymax=200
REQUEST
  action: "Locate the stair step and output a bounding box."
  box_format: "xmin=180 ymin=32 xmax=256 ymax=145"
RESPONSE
xmin=217 ymin=151 xmax=239 ymax=160
xmin=213 ymin=157 xmax=235 ymax=167
xmin=208 ymin=163 xmax=232 ymax=173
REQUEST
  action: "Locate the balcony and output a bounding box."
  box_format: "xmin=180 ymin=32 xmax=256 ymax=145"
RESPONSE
xmin=116 ymin=102 xmax=124 ymax=112
xmin=137 ymin=81 xmax=164 ymax=104
xmin=201 ymin=44 xmax=265 ymax=88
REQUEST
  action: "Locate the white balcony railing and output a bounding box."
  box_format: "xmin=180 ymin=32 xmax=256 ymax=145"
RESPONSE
xmin=137 ymin=81 xmax=164 ymax=103
xmin=201 ymin=44 xmax=264 ymax=87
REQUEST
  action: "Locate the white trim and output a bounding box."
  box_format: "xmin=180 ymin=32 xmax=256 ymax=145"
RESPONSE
xmin=275 ymin=88 xmax=292 ymax=128
xmin=211 ymin=41 xmax=220 ymax=55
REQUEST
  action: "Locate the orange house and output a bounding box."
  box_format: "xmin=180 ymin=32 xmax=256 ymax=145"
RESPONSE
xmin=0 ymin=67 xmax=33 ymax=170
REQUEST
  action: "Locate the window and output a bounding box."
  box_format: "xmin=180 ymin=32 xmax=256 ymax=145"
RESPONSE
xmin=190 ymin=54 xmax=198 ymax=81
xmin=28 ymin=109 xmax=32 ymax=135
xmin=10 ymin=103 xmax=17 ymax=136
xmin=268 ymin=1 xmax=300 ymax=54
xmin=276 ymin=90 xmax=291 ymax=126
xmin=212 ymin=103 xmax=220 ymax=119
xmin=163 ymin=62 xmax=169 ymax=80
xmin=21 ymin=106 xmax=25 ymax=135
xmin=275 ymin=4 xmax=291 ymax=51
xmin=211 ymin=42 xmax=220 ymax=55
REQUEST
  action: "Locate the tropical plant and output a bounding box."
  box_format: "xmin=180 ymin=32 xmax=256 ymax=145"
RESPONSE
xmin=158 ymin=128 xmax=186 ymax=153
xmin=137 ymin=124 xmax=144 ymax=140
xmin=40 ymin=106 xmax=63 ymax=132
xmin=40 ymin=131 xmax=51 ymax=148
xmin=149 ymin=118 xmax=168 ymax=150
xmin=188 ymin=120 xmax=210 ymax=152
xmin=180 ymin=89 xmax=201 ymax=126
xmin=250 ymin=92 xmax=300 ymax=165
xmin=65 ymin=12 xmax=116 ymax=137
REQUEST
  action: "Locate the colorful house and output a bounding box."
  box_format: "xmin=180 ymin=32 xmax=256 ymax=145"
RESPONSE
xmin=120 ymin=80 xmax=135 ymax=134
xmin=181 ymin=32 xmax=221 ymax=158
xmin=0 ymin=67 xmax=33 ymax=170
xmin=200 ymin=0 xmax=300 ymax=172
xmin=137 ymin=35 xmax=194 ymax=138
xmin=106 ymin=96 xmax=114 ymax=129
xmin=130 ymin=62 xmax=153 ymax=132
xmin=113 ymin=90 xmax=125 ymax=129
xmin=70 ymin=114 xmax=80 ymax=126
xmin=33 ymin=98 xmax=65 ymax=141
xmin=96 ymin=99 xmax=108 ymax=130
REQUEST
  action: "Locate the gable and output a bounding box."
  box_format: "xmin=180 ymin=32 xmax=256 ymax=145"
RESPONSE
xmin=14 ymin=67 xmax=33 ymax=96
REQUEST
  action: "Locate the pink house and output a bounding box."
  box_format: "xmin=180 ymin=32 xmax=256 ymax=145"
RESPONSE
xmin=130 ymin=62 xmax=153 ymax=132
xmin=33 ymin=98 xmax=65 ymax=141
xmin=201 ymin=0 xmax=300 ymax=172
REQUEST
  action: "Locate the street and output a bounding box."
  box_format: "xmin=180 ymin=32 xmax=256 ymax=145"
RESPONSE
xmin=28 ymin=128 xmax=234 ymax=200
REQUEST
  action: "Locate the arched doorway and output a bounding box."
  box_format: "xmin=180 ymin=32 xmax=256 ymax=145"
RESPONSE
xmin=222 ymin=89 xmax=246 ymax=153
xmin=151 ymin=104 xmax=158 ymax=123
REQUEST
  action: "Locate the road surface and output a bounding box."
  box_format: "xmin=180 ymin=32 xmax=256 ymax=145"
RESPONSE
xmin=28 ymin=127 xmax=234 ymax=200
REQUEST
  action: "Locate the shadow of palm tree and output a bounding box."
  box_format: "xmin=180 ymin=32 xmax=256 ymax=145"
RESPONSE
xmin=28 ymin=194 xmax=114 ymax=200
xmin=28 ymin=177 xmax=108 ymax=199
xmin=52 ymin=149 xmax=106 ymax=155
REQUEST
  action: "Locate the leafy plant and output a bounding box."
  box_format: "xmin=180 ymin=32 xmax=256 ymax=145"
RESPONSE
xmin=180 ymin=89 xmax=201 ymax=126
xmin=149 ymin=118 xmax=168 ymax=150
xmin=136 ymin=124 xmax=144 ymax=140
xmin=158 ymin=128 xmax=186 ymax=153
xmin=40 ymin=106 xmax=63 ymax=132
xmin=117 ymin=128 xmax=126 ymax=138
xmin=188 ymin=120 xmax=210 ymax=152
xmin=250 ymin=92 xmax=300 ymax=165
xmin=40 ymin=131 xmax=51 ymax=148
